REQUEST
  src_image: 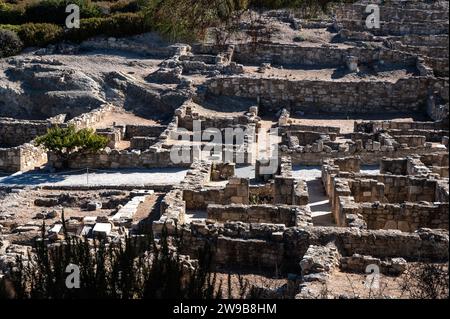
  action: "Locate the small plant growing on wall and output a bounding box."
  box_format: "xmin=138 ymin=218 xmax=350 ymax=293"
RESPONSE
xmin=35 ymin=125 xmax=108 ymax=168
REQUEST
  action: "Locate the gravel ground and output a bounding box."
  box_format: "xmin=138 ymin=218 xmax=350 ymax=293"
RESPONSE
xmin=0 ymin=168 xmax=188 ymax=187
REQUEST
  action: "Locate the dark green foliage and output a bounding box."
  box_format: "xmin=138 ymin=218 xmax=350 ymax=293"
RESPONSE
xmin=22 ymin=0 xmax=102 ymax=25
xmin=1 ymin=219 xmax=222 ymax=299
xmin=66 ymin=12 xmax=149 ymax=42
xmin=110 ymin=0 xmax=141 ymax=13
xmin=0 ymin=29 xmax=23 ymax=57
xmin=16 ymin=22 xmax=63 ymax=46
xmin=35 ymin=124 xmax=108 ymax=157
xmin=0 ymin=1 xmax=24 ymax=24
xmin=143 ymin=0 xmax=249 ymax=41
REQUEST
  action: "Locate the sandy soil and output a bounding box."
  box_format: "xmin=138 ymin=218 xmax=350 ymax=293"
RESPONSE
xmin=0 ymin=189 xmax=128 ymax=226
xmin=132 ymin=193 xmax=164 ymax=224
xmin=93 ymin=109 xmax=162 ymax=129
xmin=304 ymin=269 xmax=407 ymax=299
xmin=245 ymin=65 xmax=416 ymax=82
xmin=289 ymin=114 xmax=429 ymax=134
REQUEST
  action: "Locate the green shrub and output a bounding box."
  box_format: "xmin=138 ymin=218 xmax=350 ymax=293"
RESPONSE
xmin=23 ymin=0 xmax=102 ymax=25
xmin=66 ymin=12 xmax=148 ymax=42
xmin=249 ymin=0 xmax=353 ymax=10
xmin=17 ymin=22 xmax=63 ymax=46
xmin=0 ymin=2 xmax=24 ymax=24
xmin=110 ymin=0 xmax=140 ymax=13
xmin=0 ymin=29 xmax=23 ymax=57
xmin=143 ymin=0 xmax=249 ymax=41
xmin=35 ymin=124 xmax=108 ymax=162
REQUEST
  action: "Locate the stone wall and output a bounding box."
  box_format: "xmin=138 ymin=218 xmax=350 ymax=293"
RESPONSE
xmin=359 ymin=202 xmax=449 ymax=231
xmin=96 ymin=128 xmax=122 ymax=149
xmin=47 ymin=146 xmax=186 ymax=170
xmin=0 ymin=118 xmax=50 ymax=147
xmin=66 ymin=104 xmax=116 ymax=129
xmin=210 ymin=163 xmax=235 ymax=181
xmin=380 ymin=158 xmax=408 ymax=175
xmin=205 ymin=76 xmax=447 ymax=114
xmin=285 ymin=143 xmax=446 ymax=165
xmin=328 ymin=173 xmax=443 ymax=226
xmin=0 ymin=143 xmax=47 ymax=172
xmin=207 ymin=204 xmax=312 ymax=227
xmin=392 ymin=135 xmax=426 ymax=147
xmin=183 ymin=177 xmax=250 ymax=210
xmin=338 ymin=19 xmax=449 ymax=36
xmin=355 ymin=120 xmax=448 ymax=133
xmin=334 ymin=3 xmax=449 ymax=23
xmin=80 ymin=36 xmax=184 ymax=58
xmin=125 ymin=125 xmax=167 ymax=139
xmin=175 ymin=222 xmax=448 ymax=272
xmin=129 ymin=137 xmax=157 ymax=150
xmin=232 ymin=43 xmax=417 ymax=67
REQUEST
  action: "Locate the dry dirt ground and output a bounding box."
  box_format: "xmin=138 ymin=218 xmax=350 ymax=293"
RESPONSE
xmin=244 ymin=65 xmax=416 ymax=82
xmin=289 ymin=113 xmax=429 ymax=134
xmin=0 ymin=189 xmax=125 ymax=224
xmin=132 ymin=193 xmax=164 ymax=224
xmin=0 ymin=189 xmax=164 ymax=244
xmin=215 ymin=263 xmax=448 ymax=299
xmin=93 ymin=109 xmax=163 ymax=129
xmin=213 ymin=270 xmax=406 ymax=299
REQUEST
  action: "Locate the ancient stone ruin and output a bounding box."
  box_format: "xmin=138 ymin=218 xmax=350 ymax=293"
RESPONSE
xmin=0 ymin=0 xmax=448 ymax=299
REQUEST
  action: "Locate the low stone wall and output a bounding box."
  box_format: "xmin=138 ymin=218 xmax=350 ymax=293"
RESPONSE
xmin=392 ymin=135 xmax=426 ymax=147
xmin=322 ymin=157 xmax=361 ymax=196
xmin=339 ymin=20 xmax=449 ymax=36
xmin=436 ymin=180 xmax=449 ymax=203
xmin=66 ymin=104 xmax=116 ymax=129
xmin=0 ymin=118 xmax=50 ymax=147
xmin=175 ymin=222 xmax=448 ymax=272
xmin=96 ymin=128 xmax=122 ymax=149
xmin=0 ymin=143 xmax=47 ymax=172
xmin=274 ymin=156 xmax=308 ymax=205
xmin=80 ymin=36 xmax=184 ymax=58
xmin=205 ymin=76 xmax=447 ymax=114
xmin=355 ymin=120 xmax=448 ymax=133
xmin=153 ymin=189 xmax=186 ymax=235
xmin=125 ymin=125 xmax=167 ymax=139
xmin=183 ymin=177 xmax=250 ymax=210
xmin=387 ymin=129 xmax=448 ymax=143
xmin=334 ymin=3 xmax=449 ymax=23
xmin=232 ymin=43 xmax=417 ymax=67
xmin=280 ymin=124 xmax=340 ymax=135
xmin=340 ymin=254 xmax=407 ymax=276
xmin=130 ymin=137 xmax=157 ymax=150
xmin=207 ymin=204 xmax=312 ymax=227
xmin=47 ymin=146 xmax=187 ymax=170
xmin=359 ymin=202 xmax=449 ymax=231
xmin=380 ymin=158 xmax=408 ymax=175
xmin=285 ymin=144 xmax=446 ymax=165
xmin=328 ymin=173 xmax=442 ymax=225
xmin=211 ymin=163 xmax=235 ymax=181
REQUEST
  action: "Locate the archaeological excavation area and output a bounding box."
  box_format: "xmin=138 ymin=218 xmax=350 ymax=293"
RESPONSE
xmin=0 ymin=0 xmax=449 ymax=299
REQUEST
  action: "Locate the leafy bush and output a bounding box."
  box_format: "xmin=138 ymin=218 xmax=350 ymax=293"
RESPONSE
xmin=35 ymin=125 xmax=108 ymax=158
xmin=249 ymin=0 xmax=353 ymax=10
xmin=66 ymin=12 xmax=148 ymax=42
xmin=110 ymin=0 xmax=140 ymax=13
xmin=0 ymin=29 xmax=23 ymax=57
xmin=0 ymin=1 xmax=25 ymax=24
xmin=23 ymin=0 xmax=102 ymax=25
xmin=16 ymin=22 xmax=63 ymax=46
xmin=143 ymin=0 xmax=249 ymax=41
